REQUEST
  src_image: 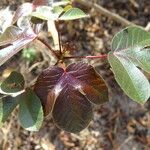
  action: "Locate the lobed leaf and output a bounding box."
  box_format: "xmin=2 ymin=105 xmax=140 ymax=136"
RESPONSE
xmin=0 ymin=71 xmax=25 ymax=93
xmin=0 ymin=96 xmax=19 ymax=127
xmin=34 ymin=62 xmax=108 ymax=133
xmin=18 ymin=88 xmax=44 ymax=131
xmin=108 ymin=26 xmax=150 ymax=104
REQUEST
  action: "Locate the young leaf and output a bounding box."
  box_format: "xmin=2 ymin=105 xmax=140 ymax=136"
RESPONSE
xmin=18 ymin=88 xmax=44 ymax=131
xmin=0 ymin=96 xmax=19 ymax=127
xmin=108 ymin=26 xmax=150 ymax=104
xmin=0 ymin=71 xmax=25 ymax=93
xmin=59 ymin=8 xmax=87 ymax=20
xmin=0 ymin=27 xmax=37 ymax=67
xmin=34 ymin=62 xmax=108 ymax=133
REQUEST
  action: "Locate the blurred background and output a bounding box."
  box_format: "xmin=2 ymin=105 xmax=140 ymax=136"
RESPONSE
xmin=0 ymin=0 xmax=150 ymax=149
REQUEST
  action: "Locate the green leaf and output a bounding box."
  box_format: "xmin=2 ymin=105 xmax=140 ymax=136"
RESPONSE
xmin=108 ymin=26 xmax=150 ymax=104
xmin=52 ymin=0 xmax=71 ymax=7
xmin=31 ymin=6 xmax=63 ymax=20
xmin=0 ymin=96 xmax=19 ymax=127
xmin=59 ymin=8 xmax=87 ymax=20
xmin=0 ymin=71 xmax=25 ymax=93
xmin=18 ymin=88 xmax=43 ymax=131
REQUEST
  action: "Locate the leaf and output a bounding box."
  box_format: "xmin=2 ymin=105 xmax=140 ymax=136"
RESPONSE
xmin=31 ymin=6 xmax=63 ymax=21
xmin=18 ymin=88 xmax=44 ymax=131
xmin=108 ymin=26 xmax=150 ymax=104
xmin=12 ymin=3 xmax=34 ymax=24
xmin=0 ymin=71 xmax=25 ymax=93
xmin=34 ymin=62 xmax=108 ymax=133
xmin=59 ymin=8 xmax=87 ymax=20
xmin=33 ymin=0 xmax=52 ymax=6
xmin=0 ymin=27 xmax=37 ymax=67
xmin=52 ymin=0 xmax=71 ymax=7
xmin=0 ymin=26 xmax=22 ymax=46
xmin=0 ymin=96 xmax=19 ymax=127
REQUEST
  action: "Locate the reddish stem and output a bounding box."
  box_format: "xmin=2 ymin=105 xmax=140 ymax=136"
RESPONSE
xmin=64 ymin=54 xmax=108 ymax=60
xmin=37 ymin=37 xmax=59 ymax=59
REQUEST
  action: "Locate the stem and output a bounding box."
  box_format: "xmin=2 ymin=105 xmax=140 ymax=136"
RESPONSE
xmin=64 ymin=54 xmax=108 ymax=60
xmin=55 ymin=21 xmax=62 ymax=54
xmin=37 ymin=37 xmax=59 ymax=59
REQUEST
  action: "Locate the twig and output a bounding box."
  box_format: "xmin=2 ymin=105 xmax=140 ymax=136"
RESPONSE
xmin=37 ymin=37 xmax=59 ymax=59
xmin=75 ymin=0 xmax=135 ymax=26
xmin=64 ymin=54 xmax=107 ymax=60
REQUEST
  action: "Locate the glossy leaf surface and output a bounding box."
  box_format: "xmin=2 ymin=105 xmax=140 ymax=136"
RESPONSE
xmin=0 ymin=71 xmax=25 ymax=93
xmin=0 ymin=96 xmax=19 ymax=127
xmin=0 ymin=26 xmax=37 ymax=66
xmin=34 ymin=62 xmax=108 ymax=133
xmin=0 ymin=26 xmax=22 ymax=46
xmin=108 ymin=26 xmax=150 ymax=104
xmin=18 ymin=88 xmax=44 ymax=131
xmin=12 ymin=3 xmax=34 ymax=24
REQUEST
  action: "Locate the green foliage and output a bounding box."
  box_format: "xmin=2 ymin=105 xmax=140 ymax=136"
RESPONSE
xmin=0 ymin=71 xmax=25 ymax=93
xmin=31 ymin=6 xmax=87 ymax=21
xmin=0 ymin=0 xmax=150 ymax=134
xmin=108 ymin=26 xmax=150 ymax=104
xmin=0 ymin=96 xmax=19 ymax=127
xmin=18 ymin=88 xmax=44 ymax=131
xmin=22 ymin=48 xmax=38 ymax=62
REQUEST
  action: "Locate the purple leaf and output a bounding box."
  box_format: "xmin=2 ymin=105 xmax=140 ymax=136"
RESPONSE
xmin=0 ymin=26 xmax=22 ymax=46
xmin=0 ymin=27 xmax=37 ymax=66
xmin=33 ymin=0 xmax=51 ymax=6
xmin=12 ymin=3 xmax=34 ymax=24
xmin=34 ymin=62 xmax=108 ymax=133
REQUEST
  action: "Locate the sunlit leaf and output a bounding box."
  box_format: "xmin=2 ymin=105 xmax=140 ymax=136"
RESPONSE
xmin=0 ymin=71 xmax=25 ymax=93
xmin=52 ymin=0 xmax=71 ymax=7
xmin=31 ymin=6 xmax=63 ymax=20
xmin=0 ymin=26 xmax=22 ymax=46
xmin=12 ymin=3 xmax=34 ymax=24
xmin=0 ymin=96 xmax=19 ymax=127
xmin=18 ymin=88 xmax=44 ymax=131
xmin=34 ymin=62 xmax=108 ymax=133
xmin=0 ymin=27 xmax=37 ymax=66
xmin=108 ymin=26 xmax=150 ymax=104
xmin=59 ymin=8 xmax=87 ymax=20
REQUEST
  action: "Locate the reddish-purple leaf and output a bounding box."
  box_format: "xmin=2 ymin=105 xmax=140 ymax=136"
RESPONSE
xmin=0 ymin=26 xmax=22 ymax=46
xmin=0 ymin=27 xmax=37 ymax=66
xmin=34 ymin=62 xmax=108 ymax=133
xmin=33 ymin=0 xmax=51 ymax=6
xmin=12 ymin=3 xmax=34 ymax=24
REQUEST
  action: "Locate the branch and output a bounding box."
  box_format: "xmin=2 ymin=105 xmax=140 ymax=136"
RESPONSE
xmin=74 ymin=0 xmax=135 ymax=26
xmin=37 ymin=37 xmax=59 ymax=59
xmin=64 ymin=54 xmax=107 ymax=60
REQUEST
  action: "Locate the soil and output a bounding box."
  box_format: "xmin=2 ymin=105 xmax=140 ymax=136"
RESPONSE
xmin=0 ymin=0 xmax=150 ymax=150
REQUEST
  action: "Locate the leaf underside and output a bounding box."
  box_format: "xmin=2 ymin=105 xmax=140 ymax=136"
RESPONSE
xmin=108 ymin=26 xmax=150 ymax=104
xmin=34 ymin=62 xmax=108 ymax=133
